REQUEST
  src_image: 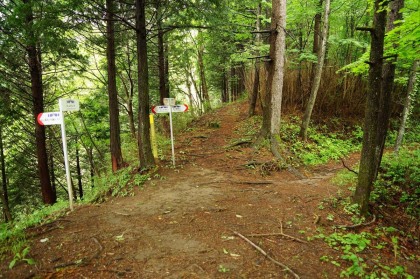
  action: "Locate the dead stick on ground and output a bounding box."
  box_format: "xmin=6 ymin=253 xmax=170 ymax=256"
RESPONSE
xmin=235 ymin=181 xmax=273 ymax=185
xmin=232 ymin=230 xmax=300 ymax=279
xmin=335 ymin=214 xmax=376 ymax=229
xmin=247 ymin=232 xmax=308 ymax=244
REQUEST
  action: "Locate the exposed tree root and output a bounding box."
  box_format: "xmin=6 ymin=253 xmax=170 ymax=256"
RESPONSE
xmin=270 ymin=136 xmax=305 ymax=179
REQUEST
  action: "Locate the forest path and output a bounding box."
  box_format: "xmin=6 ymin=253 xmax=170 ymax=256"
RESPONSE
xmin=2 ymin=101 xmax=351 ymax=278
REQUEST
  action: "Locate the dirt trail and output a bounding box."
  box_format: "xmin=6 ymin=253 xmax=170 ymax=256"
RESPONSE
xmin=2 ymin=102 xmax=352 ymax=278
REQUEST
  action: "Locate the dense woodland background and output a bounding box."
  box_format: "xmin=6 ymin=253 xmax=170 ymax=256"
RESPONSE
xmin=0 ymin=0 xmax=418 ymax=224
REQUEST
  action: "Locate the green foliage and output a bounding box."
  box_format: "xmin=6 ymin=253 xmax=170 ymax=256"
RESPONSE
xmin=372 ymin=145 xmax=420 ymax=217
xmin=314 ymin=230 xmax=414 ymax=278
xmin=9 ymin=246 xmax=35 ymax=269
xmin=279 ymin=118 xmax=361 ymax=166
xmin=0 ymin=201 xmax=68 ymax=266
xmin=85 ymin=167 xmax=151 ymax=203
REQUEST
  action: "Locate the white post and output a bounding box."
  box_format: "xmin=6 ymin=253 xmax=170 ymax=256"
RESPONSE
xmin=169 ymin=105 xmax=175 ymax=166
xmin=59 ymin=100 xmax=74 ymax=211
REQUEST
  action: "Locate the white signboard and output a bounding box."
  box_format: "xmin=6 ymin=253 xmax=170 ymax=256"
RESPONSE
xmin=59 ymin=99 xmax=80 ymax=112
xmin=163 ymin=98 xmax=176 ymax=106
xmin=37 ymin=112 xmax=62 ymax=126
xmin=152 ymin=104 xmax=188 ymax=114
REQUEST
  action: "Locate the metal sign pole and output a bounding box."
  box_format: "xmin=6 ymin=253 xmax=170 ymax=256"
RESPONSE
xmin=59 ymin=100 xmax=74 ymax=211
xmin=169 ymin=105 xmax=175 ymax=166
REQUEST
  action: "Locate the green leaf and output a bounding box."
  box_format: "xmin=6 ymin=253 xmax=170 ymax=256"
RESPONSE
xmin=9 ymin=259 xmax=17 ymax=269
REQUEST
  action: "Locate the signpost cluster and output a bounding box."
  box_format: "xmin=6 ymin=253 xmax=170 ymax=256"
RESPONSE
xmin=37 ymin=98 xmax=79 ymax=210
xmin=151 ymin=98 xmax=188 ymax=166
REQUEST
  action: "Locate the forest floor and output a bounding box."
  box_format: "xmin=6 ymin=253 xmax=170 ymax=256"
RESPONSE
xmin=1 ymin=101 xmax=418 ymax=278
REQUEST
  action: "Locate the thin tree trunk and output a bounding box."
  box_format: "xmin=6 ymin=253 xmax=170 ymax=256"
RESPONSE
xmin=198 ymin=45 xmax=210 ymax=110
xmin=164 ymin=41 xmax=170 ymax=99
xmin=374 ymin=0 xmax=404 ymax=177
xmin=189 ymin=70 xmax=203 ymax=115
xmin=300 ymin=0 xmax=330 ymax=141
xmin=106 ymin=0 xmax=124 ymax=172
xmin=136 ymin=0 xmax=155 ymax=169
xmin=75 ymin=137 xmax=83 ymax=199
xmin=157 ymin=13 xmax=170 ymax=135
xmin=249 ymin=2 xmax=262 ymax=117
xmin=249 ymin=65 xmax=260 ymax=116
xmin=0 ymin=126 xmax=12 ymax=222
xmin=157 ymin=12 xmax=168 ymax=104
xmin=354 ymin=0 xmax=387 ymax=215
xmin=48 ymin=133 xmax=56 ymax=197
xmin=121 ymin=40 xmax=137 ymax=139
xmin=222 ymin=70 xmax=229 ymax=103
xmin=395 ymin=60 xmax=418 ymax=153
xmin=310 ymin=0 xmax=323 ymax=91
xmin=25 ymin=0 xmax=56 ymax=204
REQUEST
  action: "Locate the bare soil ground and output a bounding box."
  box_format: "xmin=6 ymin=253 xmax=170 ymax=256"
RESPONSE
xmin=1 ymin=101 xmax=418 ymax=278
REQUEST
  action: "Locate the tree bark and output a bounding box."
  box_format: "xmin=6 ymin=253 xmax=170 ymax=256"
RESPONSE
xmin=300 ymin=0 xmax=331 ymax=141
xmin=75 ymin=136 xmax=83 ymax=199
xmin=198 ymin=44 xmax=210 ymax=110
xmin=0 ymin=126 xmax=12 ymax=222
xmin=395 ymin=60 xmax=418 ymax=153
xmin=374 ymin=0 xmax=404 ymax=177
xmin=25 ymin=0 xmax=56 ymax=205
xmin=249 ymin=2 xmax=262 ymax=117
xmin=122 ymin=41 xmax=137 ymax=139
xmin=136 ymin=0 xmax=155 ymax=169
xmin=353 ymin=0 xmax=387 ymax=215
xmin=157 ymin=5 xmax=169 ymax=105
xmin=260 ymin=0 xmax=286 ymax=138
xmin=222 ymin=70 xmax=229 ymax=103
xmin=106 ymin=0 xmax=124 ymax=172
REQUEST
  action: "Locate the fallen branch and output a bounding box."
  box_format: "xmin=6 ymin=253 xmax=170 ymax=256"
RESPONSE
xmin=247 ymin=232 xmax=307 ymax=244
xmin=340 ymin=158 xmax=358 ymax=175
xmin=226 ymin=139 xmax=253 ymax=149
xmin=335 ymin=214 xmax=376 ymax=229
xmin=113 ymin=211 xmax=130 ymax=216
xmin=232 ymin=230 xmax=300 ymax=279
xmin=235 ymin=181 xmax=273 ymax=185
xmin=92 ymin=237 xmax=103 ymax=259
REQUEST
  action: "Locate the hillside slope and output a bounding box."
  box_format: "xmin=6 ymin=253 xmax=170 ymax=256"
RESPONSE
xmin=1 ymin=101 xmax=416 ymax=278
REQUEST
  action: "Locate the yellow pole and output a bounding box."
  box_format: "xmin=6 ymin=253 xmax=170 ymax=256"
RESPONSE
xmin=149 ymin=114 xmax=158 ymax=159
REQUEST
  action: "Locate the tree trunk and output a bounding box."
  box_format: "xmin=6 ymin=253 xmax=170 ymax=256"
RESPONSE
xmin=0 ymin=126 xmax=12 ymax=222
xmin=157 ymin=14 xmax=170 ymax=135
xmin=260 ymin=0 xmax=286 ymax=138
xmin=25 ymin=0 xmax=56 ymax=205
xmin=189 ymin=70 xmax=203 ymax=115
xmin=374 ymin=0 xmax=404 ymax=178
xmin=249 ymin=2 xmax=262 ymax=117
xmin=48 ymin=133 xmax=56 ymax=197
xmin=395 ymin=60 xmax=418 ymax=153
xmin=300 ymin=0 xmax=331 ymax=141
xmin=157 ymin=13 xmax=168 ymax=104
xmin=198 ymin=44 xmax=210 ymax=110
xmin=136 ymin=0 xmax=155 ymax=169
xmin=222 ymin=70 xmax=229 ymax=103
xmin=123 ymin=40 xmax=137 ymax=139
xmin=106 ymin=0 xmax=124 ymax=172
xmin=353 ymin=0 xmax=387 ymax=215
xmin=249 ymin=65 xmax=260 ymax=116
xmin=313 ymin=0 xmax=322 ymax=54
xmin=76 ymin=137 xmax=83 ymax=200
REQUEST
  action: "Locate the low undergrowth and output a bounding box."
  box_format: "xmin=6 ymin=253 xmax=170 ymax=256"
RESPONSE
xmin=235 ymin=114 xmax=362 ymax=167
xmin=318 ymin=143 xmax=419 ymax=278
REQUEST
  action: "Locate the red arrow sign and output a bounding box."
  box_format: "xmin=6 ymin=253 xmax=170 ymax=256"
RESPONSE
xmin=151 ymin=104 xmax=188 ymax=114
xmin=37 ymin=112 xmax=62 ymax=126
